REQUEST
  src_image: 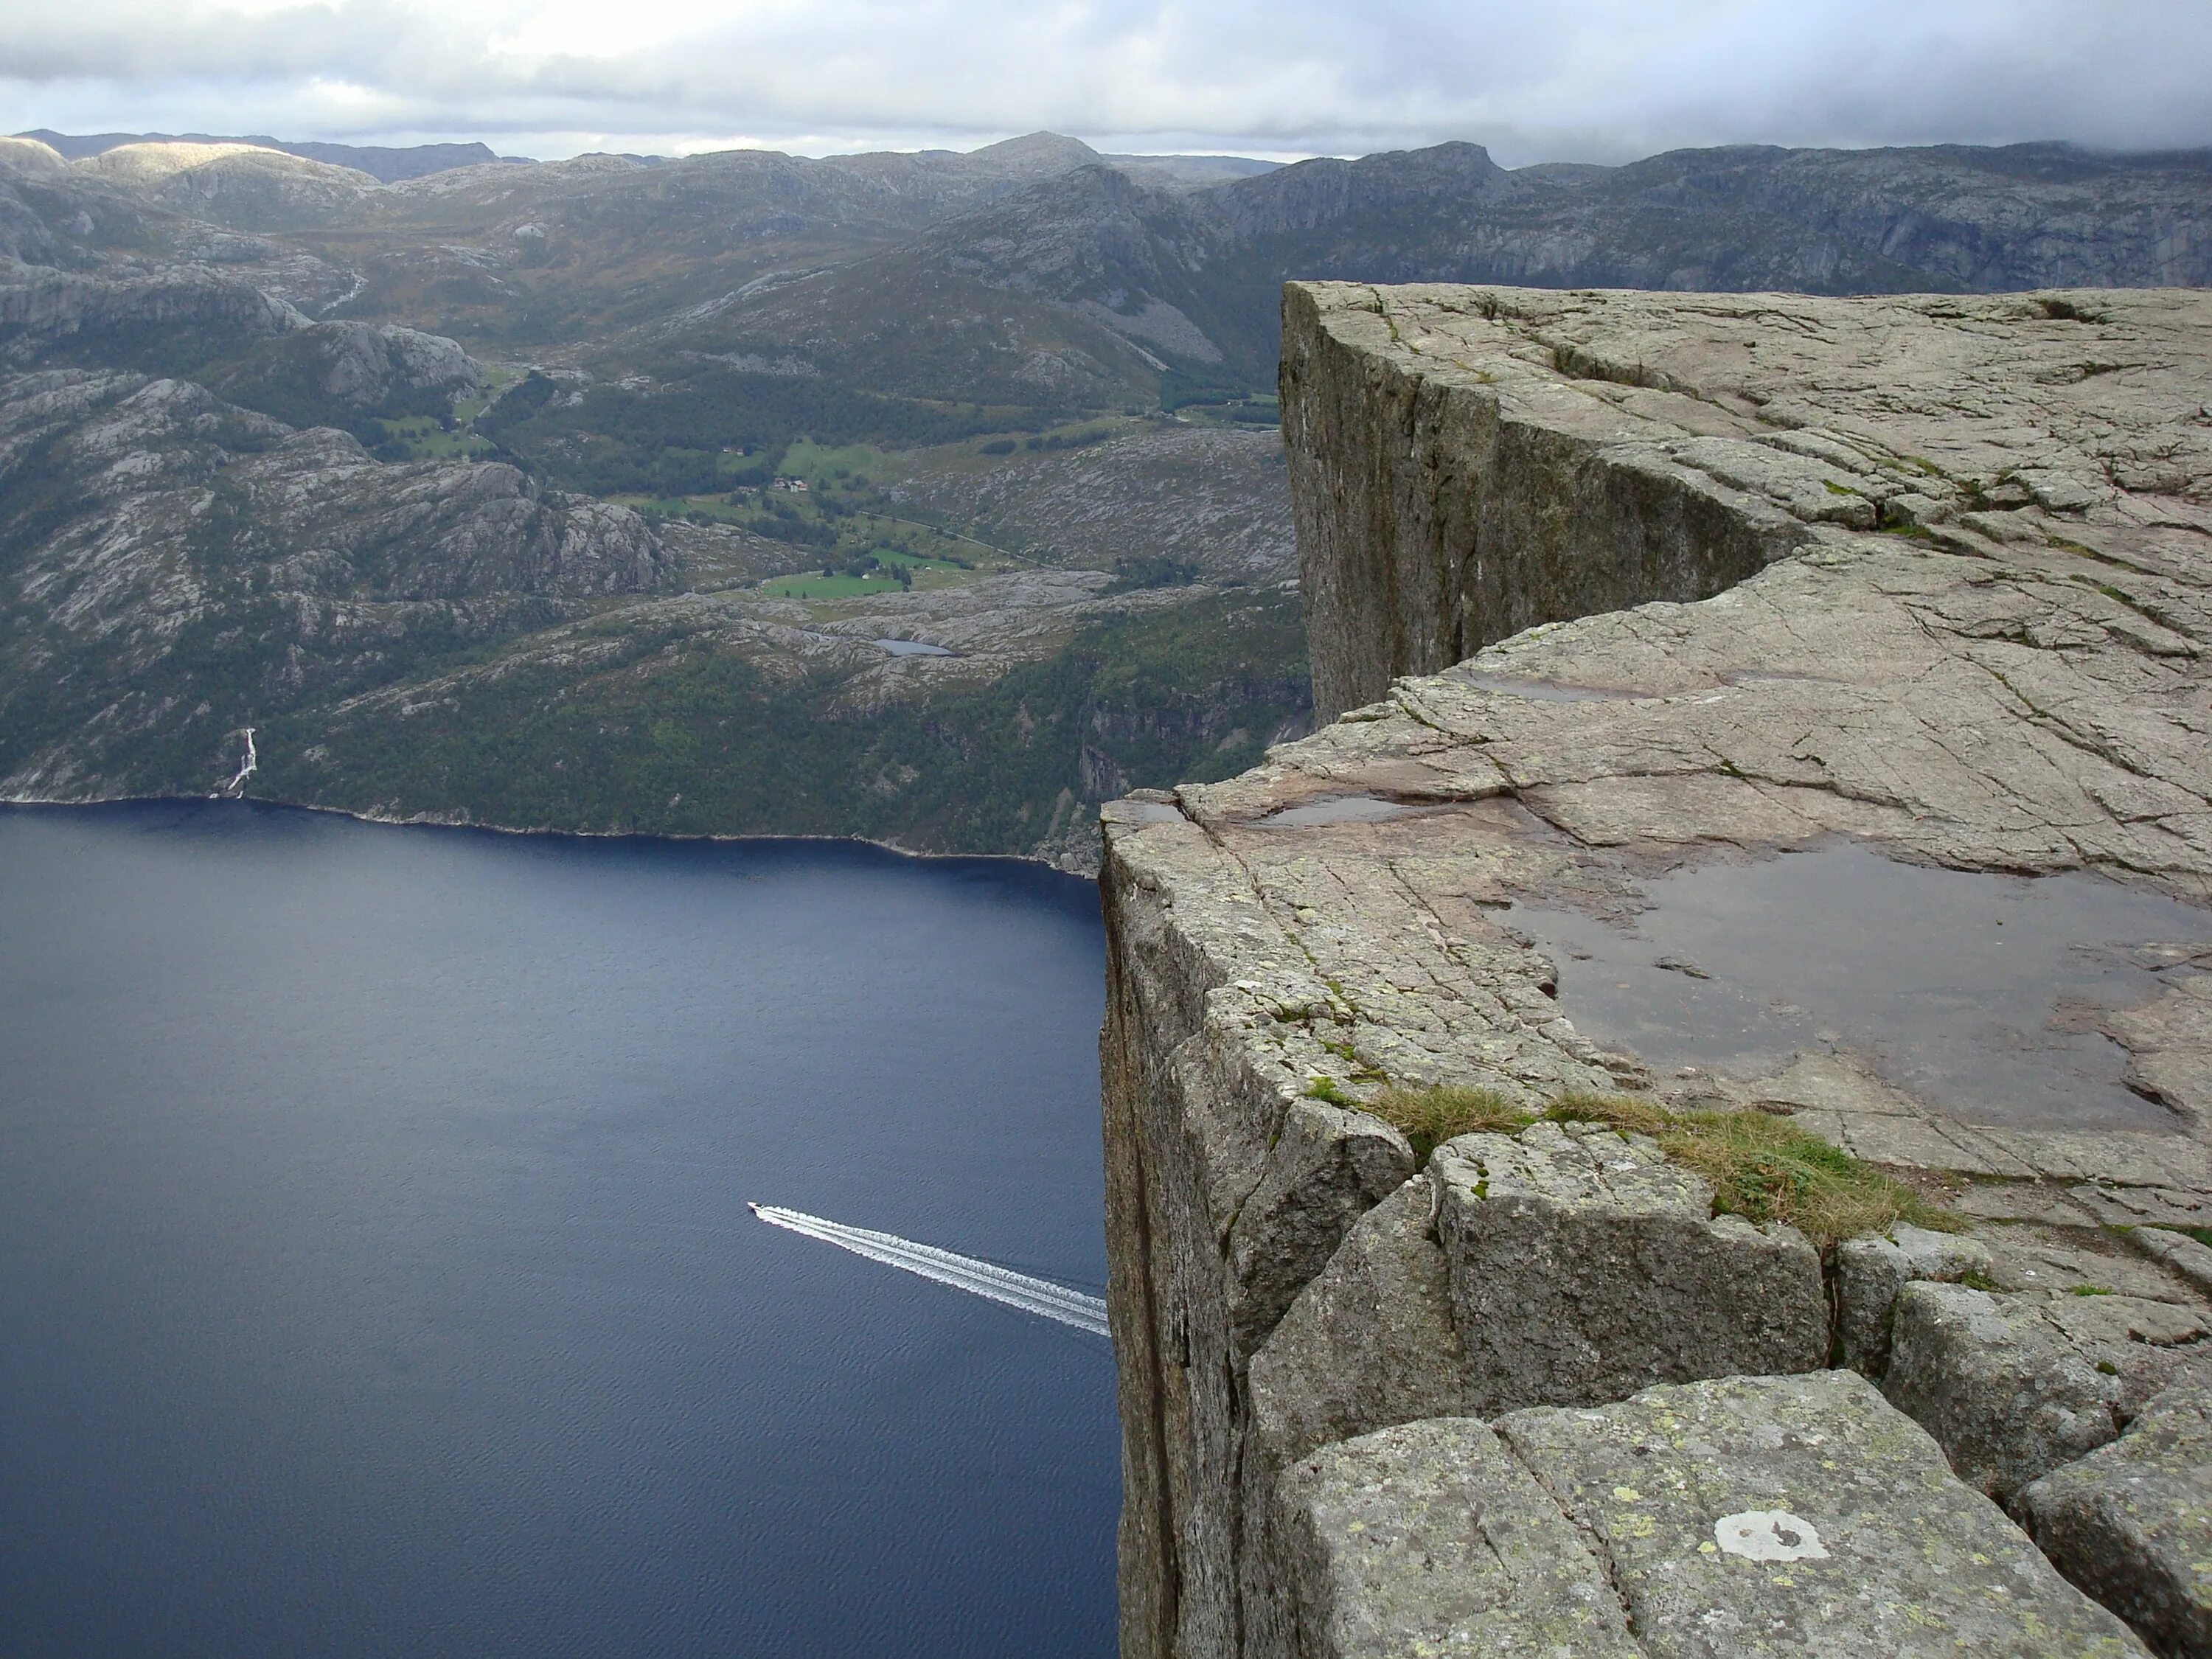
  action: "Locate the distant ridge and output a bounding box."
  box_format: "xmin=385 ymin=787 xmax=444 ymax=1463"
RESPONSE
xmin=16 ymin=127 xmax=1279 ymax=189
xmin=15 ymin=131 xmax=526 ymax=184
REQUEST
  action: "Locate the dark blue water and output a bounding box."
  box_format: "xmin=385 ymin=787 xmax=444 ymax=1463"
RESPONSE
xmin=0 ymin=802 xmax=1117 ymax=1659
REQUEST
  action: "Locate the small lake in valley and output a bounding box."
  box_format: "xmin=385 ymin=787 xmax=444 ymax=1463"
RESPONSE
xmin=0 ymin=801 xmax=1116 ymax=1659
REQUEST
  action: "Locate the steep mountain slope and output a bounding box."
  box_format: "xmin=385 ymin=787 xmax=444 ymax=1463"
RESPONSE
xmin=855 ymin=140 xmax=2212 ymax=385
xmin=0 ymin=127 xmax=2205 ymax=865
xmin=0 ymin=369 xmax=668 ymax=798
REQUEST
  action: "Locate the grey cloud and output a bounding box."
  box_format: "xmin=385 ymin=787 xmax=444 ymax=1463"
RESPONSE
xmin=1 ymin=0 xmax=2208 ymax=163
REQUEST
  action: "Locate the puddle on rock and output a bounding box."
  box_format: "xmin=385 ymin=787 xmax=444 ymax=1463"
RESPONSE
xmin=1113 ymin=801 xmax=1184 ymax=824
xmin=874 ymin=639 xmax=956 ymax=657
xmin=1256 ymin=796 xmax=1424 ymax=827
xmin=1507 ymin=841 xmax=2211 ymax=1132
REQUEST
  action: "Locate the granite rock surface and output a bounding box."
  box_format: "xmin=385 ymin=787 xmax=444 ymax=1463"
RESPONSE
xmin=1883 ymin=1281 xmax=2210 ymax=1505
xmin=1102 ymin=283 xmax=2212 ymax=1658
xmin=2022 ymin=1368 xmax=2212 ymax=1658
xmin=1431 ymin=1121 xmax=1826 ymax=1413
xmin=1497 ymin=1371 xmax=2149 ymax=1656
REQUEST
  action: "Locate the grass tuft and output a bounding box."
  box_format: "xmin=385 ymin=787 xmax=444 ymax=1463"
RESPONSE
xmin=1546 ymin=1089 xmax=1672 ymax=1138
xmin=1361 ymin=1084 xmax=1958 ymax=1248
xmin=1641 ymin=1106 xmax=1958 ymax=1248
xmin=1368 ymin=1083 xmax=1532 ymax=1159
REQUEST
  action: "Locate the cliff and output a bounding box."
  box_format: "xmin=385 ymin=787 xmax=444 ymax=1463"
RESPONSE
xmin=1101 ymin=284 xmax=2212 ymax=1656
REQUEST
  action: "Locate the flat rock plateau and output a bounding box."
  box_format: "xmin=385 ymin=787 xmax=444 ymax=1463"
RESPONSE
xmin=1101 ymin=283 xmax=2212 ymax=1658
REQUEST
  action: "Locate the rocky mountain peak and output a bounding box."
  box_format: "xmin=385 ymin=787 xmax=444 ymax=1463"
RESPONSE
xmin=965 ymin=131 xmax=1107 ymax=175
xmin=0 ymin=136 xmax=66 ymax=177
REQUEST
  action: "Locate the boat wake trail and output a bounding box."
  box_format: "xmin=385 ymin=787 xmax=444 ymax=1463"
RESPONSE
xmin=751 ymin=1205 xmax=1110 ymax=1338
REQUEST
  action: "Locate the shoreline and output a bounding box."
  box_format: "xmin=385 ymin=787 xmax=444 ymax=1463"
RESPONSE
xmin=0 ymin=788 xmax=1104 ymax=881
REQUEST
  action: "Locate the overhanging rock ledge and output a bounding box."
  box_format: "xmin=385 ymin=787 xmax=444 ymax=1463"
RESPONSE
xmin=1102 ymin=282 xmax=2212 ymax=1658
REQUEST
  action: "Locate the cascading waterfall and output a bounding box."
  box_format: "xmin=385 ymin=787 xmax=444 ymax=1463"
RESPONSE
xmin=750 ymin=1204 xmax=1110 ymax=1338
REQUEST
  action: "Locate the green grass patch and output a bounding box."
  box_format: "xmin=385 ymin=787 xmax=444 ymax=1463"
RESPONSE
xmin=1366 ymin=1082 xmax=1529 ymax=1160
xmin=757 ymin=546 xmax=972 ymax=599
xmin=375 ymin=415 xmax=495 ymax=460
xmin=757 ymin=572 xmax=913 ymax=599
xmin=780 ymin=439 xmax=891 ymax=482
xmin=1559 ymin=1093 xmax=1958 ymax=1246
xmin=1354 ymin=1084 xmax=1958 ymax=1247
xmin=866 ymin=547 xmax=961 ymax=571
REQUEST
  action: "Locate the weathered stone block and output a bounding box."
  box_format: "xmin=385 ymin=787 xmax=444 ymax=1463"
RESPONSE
xmin=1833 ymin=1221 xmax=1995 ymax=1377
xmin=1431 ymin=1121 xmax=1827 ymax=1413
xmin=2022 ymin=1369 xmax=2212 ymax=1658
xmin=1270 ymin=1416 xmax=1639 ymax=1659
xmin=1242 ymin=1176 xmax=1474 ymax=1659
xmin=1225 ymin=1101 xmax=1416 ymax=1357
xmin=1245 ymin=1175 xmax=1474 ymax=1480
xmin=1498 ymin=1370 xmax=2149 ymax=1656
xmin=1884 ymin=1281 xmax=2208 ymax=1503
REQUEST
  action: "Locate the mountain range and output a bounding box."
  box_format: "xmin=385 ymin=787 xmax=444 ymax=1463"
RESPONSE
xmin=1 ymin=126 xmax=2206 ymax=863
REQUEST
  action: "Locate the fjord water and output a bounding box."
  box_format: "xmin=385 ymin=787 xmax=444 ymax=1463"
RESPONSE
xmin=0 ymin=803 xmax=1116 ymax=1659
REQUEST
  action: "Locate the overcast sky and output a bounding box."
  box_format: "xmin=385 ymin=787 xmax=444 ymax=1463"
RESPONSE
xmin=4 ymin=0 xmax=2210 ymax=165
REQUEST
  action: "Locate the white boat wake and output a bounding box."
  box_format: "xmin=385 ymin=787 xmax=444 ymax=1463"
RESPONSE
xmin=751 ymin=1204 xmax=1110 ymax=1339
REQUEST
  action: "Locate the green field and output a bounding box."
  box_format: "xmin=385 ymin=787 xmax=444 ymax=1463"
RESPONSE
xmin=616 ymin=493 xmax=750 ymax=521
xmin=779 ymin=439 xmax=892 ymax=482
xmin=759 ymin=573 xmax=905 ymax=599
xmin=377 ymin=415 xmax=496 ymax=459
xmin=759 ymin=548 xmax=969 ymax=599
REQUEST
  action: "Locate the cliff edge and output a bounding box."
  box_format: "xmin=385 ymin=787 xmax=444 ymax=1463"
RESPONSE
xmin=1102 ymin=282 xmax=2212 ymax=1657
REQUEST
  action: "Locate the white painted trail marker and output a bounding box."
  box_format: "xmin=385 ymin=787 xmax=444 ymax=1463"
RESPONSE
xmin=1714 ymin=1510 xmax=1829 ymax=1562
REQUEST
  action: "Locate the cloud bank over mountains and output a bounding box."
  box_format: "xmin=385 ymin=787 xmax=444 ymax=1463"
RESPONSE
xmin=5 ymin=0 xmax=2211 ymax=164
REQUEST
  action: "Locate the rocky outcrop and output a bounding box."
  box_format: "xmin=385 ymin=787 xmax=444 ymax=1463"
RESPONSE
xmin=1433 ymin=1121 xmax=1827 ymax=1411
xmin=1266 ymin=1415 xmax=1638 ymax=1658
xmin=1265 ymin=1372 xmax=2152 ymax=1658
xmin=79 ymin=142 xmax=375 ymax=230
xmin=0 ymin=368 xmax=669 ymax=799
xmin=0 ymin=137 xmax=67 ymax=178
xmin=1495 ymin=1371 xmax=2147 ymax=1655
xmin=217 ymin=319 xmax=486 ymax=411
xmin=1100 ymin=283 xmax=2212 ymax=1657
xmin=0 ymin=267 xmax=481 ymax=423
xmin=0 ymin=265 xmax=307 ymax=366
xmin=1834 ymin=1222 xmax=1996 ymax=1376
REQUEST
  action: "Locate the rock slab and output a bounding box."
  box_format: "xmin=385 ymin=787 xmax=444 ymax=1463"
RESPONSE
xmin=1884 ymin=1281 xmax=2210 ymax=1503
xmin=1499 ymin=1370 xmax=2149 ymax=1656
xmin=2022 ymin=1371 xmax=2212 ymax=1657
xmin=1270 ymin=1416 xmax=1639 ymax=1658
xmin=1432 ymin=1121 xmax=1828 ymax=1413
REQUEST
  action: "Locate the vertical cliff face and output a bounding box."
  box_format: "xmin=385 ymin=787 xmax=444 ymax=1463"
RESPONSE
xmin=1101 ymin=282 xmax=2212 ymax=1659
xmin=1279 ymin=283 xmax=1809 ymax=722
